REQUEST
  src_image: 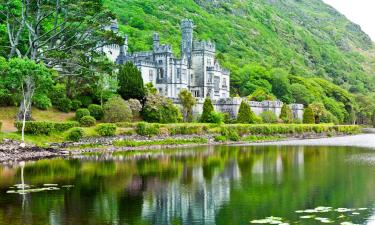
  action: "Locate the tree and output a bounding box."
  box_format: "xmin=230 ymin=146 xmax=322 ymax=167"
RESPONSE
xmin=248 ymin=88 xmax=276 ymax=102
xmin=0 ymin=0 xmax=119 ymax=97
xmin=280 ymin=104 xmax=293 ymax=123
xmin=103 ymin=96 xmax=132 ymax=123
xmin=303 ymin=107 xmax=315 ymax=124
xmin=270 ymin=68 xmax=292 ymax=103
xmin=118 ymin=62 xmax=145 ymax=101
xmin=237 ymin=101 xmax=257 ymax=124
xmin=142 ymin=94 xmax=182 ymax=123
xmin=178 ymin=89 xmax=196 ymax=122
xmin=200 ymin=98 xmax=214 ymax=123
xmin=309 ymin=102 xmax=326 ymax=124
xmin=145 ymin=82 xmax=157 ymax=95
xmin=290 ymin=83 xmax=315 ymax=105
xmin=3 ymin=58 xmax=53 ymax=142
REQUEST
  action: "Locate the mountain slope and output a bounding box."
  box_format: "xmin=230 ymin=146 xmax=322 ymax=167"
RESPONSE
xmin=104 ymin=0 xmax=375 ymax=94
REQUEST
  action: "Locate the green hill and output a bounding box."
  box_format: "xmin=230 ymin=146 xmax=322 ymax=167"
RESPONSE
xmin=105 ymin=0 xmax=375 ymax=92
xmin=104 ymin=0 xmax=375 ymax=123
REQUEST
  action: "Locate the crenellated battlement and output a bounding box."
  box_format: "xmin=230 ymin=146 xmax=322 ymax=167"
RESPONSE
xmin=154 ymin=44 xmax=173 ymax=53
xmin=193 ymin=40 xmax=216 ymax=52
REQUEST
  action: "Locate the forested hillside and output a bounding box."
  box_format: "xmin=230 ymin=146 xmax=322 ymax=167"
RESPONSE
xmin=104 ymin=0 xmax=375 ymax=123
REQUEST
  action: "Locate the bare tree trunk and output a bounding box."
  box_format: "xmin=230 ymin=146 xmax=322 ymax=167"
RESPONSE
xmin=17 ymin=77 xmax=35 ymax=144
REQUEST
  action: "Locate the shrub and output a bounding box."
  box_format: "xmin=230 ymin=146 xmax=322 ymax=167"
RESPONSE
xmin=320 ymin=111 xmax=339 ymax=124
xmin=33 ymin=94 xmax=52 ymax=110
xmin=260 ymin=110 xmax=278 ymax=123
xmin=126 ymin=99 xmax=142 ymax=117
xmin=88 ymin=104 xmax=104 ymax=120
xmin=71 ymin=100 xmax=82 ymax=111
xmin=78 ymin=95 xmax=93 ymax=108
xmin=49 ymin=84 xmax=66 ymax=105
xmin=15 ymin=121 xmax=55 ymax=135
xmin=66 ymin=128 xmax=84 ymax=142
xmin=14 ymin=121 xmax=79 ymax=135
xmin=214 ymin=135 xmax=227 ymax=142
xmin=237 ymin=101 xmax=258 ymax=124
xmin=103 ymin=96 xmax=132 ymax=122
xmin=54 ymin=122 xmax=80 ymax=132
xmin=166 ymin=124 xmax=209 ymax=135
xmin=76 ymin=108 xmax=90 ymax=121
xmin=142 ymin=94 xmax=182 ymax=123
xmin=280 ymin=104 xmax=293 ymax=123
xmin=303 ymin=107 xmax=315 ymax=124
xmin=95 ymin=124 xmax=117 ymax=136
xmin=209 ymin=111 xmax=224 ymax=124
xmin=80 ymin=116 xmax=96 ymax=127
xmin=200 ymin=98 xmax=214 ymax=123
xmin=136 ymin=122 xmax=160 ymax=136
xmin=228 ymin=130 xmax=240 ymax=141
xmin=56 ymin=98 xmax=72 ymax=112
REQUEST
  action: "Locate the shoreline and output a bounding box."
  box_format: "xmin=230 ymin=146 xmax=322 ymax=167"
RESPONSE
xmin=0 ymin=132 xmax=360 ymax=164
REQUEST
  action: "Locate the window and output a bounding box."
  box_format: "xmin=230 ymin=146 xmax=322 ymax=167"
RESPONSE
xmin=207 ymin=58 xmax=212 ymax=66
xmin=182 ymin=69 xmax=187 ymax=81
xmin=176 ymin=68 xmax=181 ymax=80
xmin=223 ymin=78 xmax=227 ymax=87
xmin=214 ymin=76 xmax=220 ymax=91
xmin=158 ymin=60 xmax=163 ymax=65
xmin=158 ymin=88 xmax=163 ymax=94
xmin=208 ymin=73 xmax=213 ymax=83
xmin=193 ymin=90 xmax=199 ymax=97
xmin=157 ymin=68 xmax=164 ymax=79
xmin=149 ymin=70 xmax=154 ymax=82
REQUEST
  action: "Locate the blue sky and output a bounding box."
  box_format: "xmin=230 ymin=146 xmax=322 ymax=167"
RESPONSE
xmin=323 ymin=0 xmax=375 ymax=41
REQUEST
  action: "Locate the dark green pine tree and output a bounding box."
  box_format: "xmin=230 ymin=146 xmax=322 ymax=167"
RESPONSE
xmin=237 ymin=101 xmax=256 ymax=124
xmin=200 ymin=98 xmax=214 ymax=123
xmin=118 ymin=62 xmax=145 ymax=101
xmin=303 ymin=106 xmax=315 ymax=124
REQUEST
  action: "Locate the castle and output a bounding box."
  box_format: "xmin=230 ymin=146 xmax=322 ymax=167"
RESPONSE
xmin=104 ymin=19 xmax=230 ymax=100
xmin=102 ymin=19 xmax=304 ymax=119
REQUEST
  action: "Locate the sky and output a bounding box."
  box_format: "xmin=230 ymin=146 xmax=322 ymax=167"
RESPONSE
xmin=322 ymin=0 xmax=375 ymax=41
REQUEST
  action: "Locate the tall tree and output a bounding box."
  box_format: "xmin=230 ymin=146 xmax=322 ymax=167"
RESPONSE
xmin=178 ymin=89 xmax=196 ymax=122
xmin=237 ymin=101 xmax=257 ymax=124
xmin=303 ymin=106 xmax=315 ymax=124
xmin=200 ymin=98 xmax=214 ymax=123
xmin=280 ymin=104 xmax=293 ymax=123
xmin=118 ymin=62 xmax=145 ymax=101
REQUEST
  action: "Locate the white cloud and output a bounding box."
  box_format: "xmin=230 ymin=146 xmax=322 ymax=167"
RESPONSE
xmin=323 ymin=0 xmax=375 ymax=41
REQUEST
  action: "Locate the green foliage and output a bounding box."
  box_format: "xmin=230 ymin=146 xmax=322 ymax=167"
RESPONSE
xmin=49 ymin=84 xmax=66 ymax=106
xmin=33 ymin=94 xmax=52 ymax=110
xmin=118 ymin=62 xmax=145 ymax=100
xmin=95 ymin=124 xmax=117 ymax=136
xmin=0 ymin=121 xmax=2 ymax=132
xmin=178 ymin=89 xmax=196 ymax=122
xmin=142 ymin=94 xmax=182 ymax=123
xmin=78 ymin=96 xmax=93 ymax=108
xmin=71 ymin=100 xmax=82 ymax=111
xmin=126 ymin=99 xmax=142 ymax=117
xmin=280 ymin=104 xmax=293 ymax=123
xmin=88 ymin=104 xmax=104 ymax=120
xmin=290 ymin=83 xmax=315 ymax=106
xmin=237 ymin=101 xmax=259 ymax=124
xmin=76 ymin=109 xmax=91 ymax=121
xmin=260 ymin=111 xmax=278 ymax=124
xmin=248 ymin=88 xmax=276 ymax=102
xmin=80 ymin=116 xmax=96 ymax=127
xmin=14 ymin=121 xmax=79 ymax=135
xmin=66 ymin=128 xmax=84 ymax=142
xmin=200 ymin=98 xmax=215 ymax=123
xmin=309 ymin=102 xmax=326 ymax=124
xmin=209 ymin=111 xmax=225 ymax=124
xmin=103 ymin=96 xmax=132 ymax=123
xmin=270 ymin=68 xmax=292 ymax=103
xmin=303 ymin=107 xmax=315 ymax=124
xmin=214 ymin=135 xmax=227 ymax=142
xmin=56 ymin=98 xmax=72 ymax=113
xmin=136 ymin=122 xmax=160 ymax=136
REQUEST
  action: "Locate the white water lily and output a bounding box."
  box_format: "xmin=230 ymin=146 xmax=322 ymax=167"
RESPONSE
xmin=336 ymin=208 xmax=354 ymax=213
xmin=43 ymin=184 xmax=58 ymax=186
xmin=300 ymin=215 xmax=315 ymax=219
xmin=250 ymin=216 xmax=284 ymax=224
xmin=315 ymin=217 xmax=333 ymax=223
xmin=340 ymin=222 xmax=359 ymax=225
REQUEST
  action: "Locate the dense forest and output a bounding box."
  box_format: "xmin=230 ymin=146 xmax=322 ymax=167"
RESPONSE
xmin=1 ymin=0 xmax=375 ymax=125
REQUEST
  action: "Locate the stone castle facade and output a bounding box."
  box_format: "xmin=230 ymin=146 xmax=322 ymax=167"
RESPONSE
xmin=109 ymin=19 xmax=230 ymax=100
xmin=102 ymin=19 xmax=304 ymax=119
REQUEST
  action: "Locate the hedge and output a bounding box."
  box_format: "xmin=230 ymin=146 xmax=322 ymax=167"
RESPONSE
xmin=15 ymin=121 xmax=80 ymax=135
xmin=95 ymin=124 xmax=117 ymax=136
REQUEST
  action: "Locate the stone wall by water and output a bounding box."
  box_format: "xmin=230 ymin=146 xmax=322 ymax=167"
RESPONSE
xmin=173 ymin=98 xmax=304 ymax=120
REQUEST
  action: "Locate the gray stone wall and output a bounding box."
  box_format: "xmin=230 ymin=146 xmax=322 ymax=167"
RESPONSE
xmin=172 ymin=98 xmax=304 ymax=120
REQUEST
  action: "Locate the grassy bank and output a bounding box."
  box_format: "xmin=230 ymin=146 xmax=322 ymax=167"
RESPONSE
xmin=0 ymin=121 xmax=361 ymax=148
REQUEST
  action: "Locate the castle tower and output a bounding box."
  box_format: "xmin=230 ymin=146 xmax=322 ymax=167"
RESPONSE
xmin=153 ymin=33 xmax=160 ymax=50
xmin=181 ymin=19 xmax=194 ymax=64
xmin=119 ymin=35 xmax=128 ymax=56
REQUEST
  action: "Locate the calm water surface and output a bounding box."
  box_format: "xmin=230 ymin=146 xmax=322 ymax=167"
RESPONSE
xmin=1 ymin=136 xmax=375 ymax=224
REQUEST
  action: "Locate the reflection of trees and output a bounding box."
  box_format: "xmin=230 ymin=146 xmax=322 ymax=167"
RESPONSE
xmin=1 ymin=146 xmax=375 ymax=224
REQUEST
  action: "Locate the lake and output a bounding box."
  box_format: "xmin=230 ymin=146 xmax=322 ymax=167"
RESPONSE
xmin=1 ymin=135 xmax=375 ymax=225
